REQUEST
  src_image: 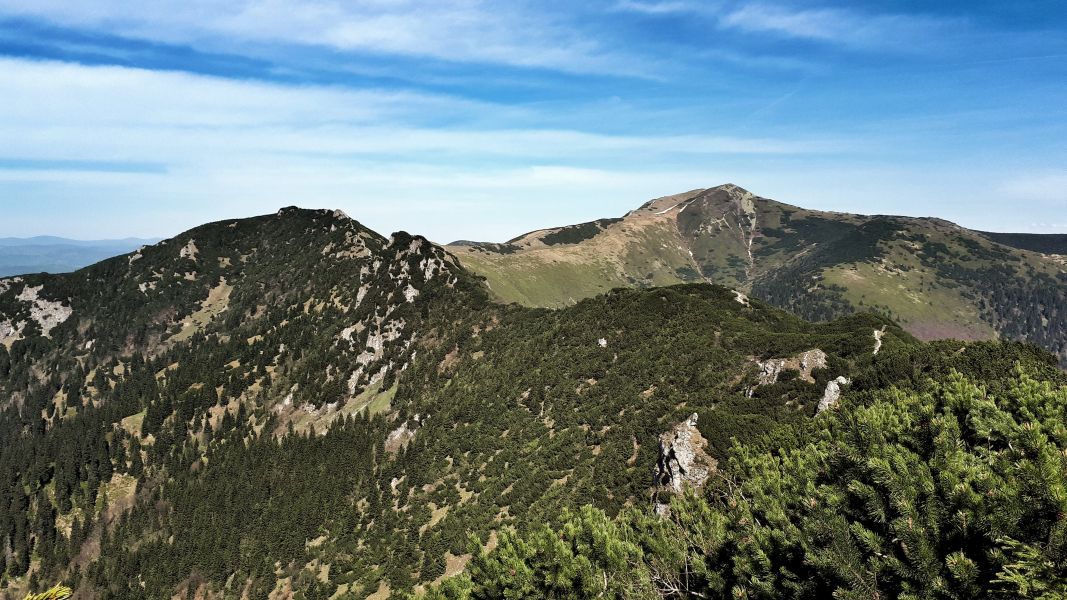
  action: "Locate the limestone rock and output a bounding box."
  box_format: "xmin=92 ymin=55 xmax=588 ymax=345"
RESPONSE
xmin=385 ymin=414 xmax=422 ymax=454
xmin=873 ymin=327 xmax=886 ymax=355
xmin=653 ymin=413 xmax=716 ymax=512
xmin=179 ymin=239 xmax=199 ymax=260
xmin=750 ymin=348 xmax=827 ymax=394
xmin=817 ymin=376 xmax=851 ymax=413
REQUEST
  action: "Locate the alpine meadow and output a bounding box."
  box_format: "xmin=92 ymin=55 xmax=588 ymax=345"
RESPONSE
xmin=1 ymin=1 xmax=1066 ymax=599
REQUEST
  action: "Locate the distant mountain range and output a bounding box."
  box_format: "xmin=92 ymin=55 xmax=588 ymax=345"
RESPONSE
xmin=447 ymin=184 xmax=1067 ymax=364
xmin=0 ymin=236 xmax=159 ymax=276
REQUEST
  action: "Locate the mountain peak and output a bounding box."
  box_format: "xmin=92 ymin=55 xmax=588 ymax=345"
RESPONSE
xmin=272 ymin=205 xmax=354 ymax=224
xmin=711 ymin=182 xmax=751 ymax=194
xmin=445 ymin=185 xmax=1067 ymax=366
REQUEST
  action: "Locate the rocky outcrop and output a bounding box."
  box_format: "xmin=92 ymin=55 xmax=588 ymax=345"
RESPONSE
xmin=653 ymin=413 xmax=716 ymax=515
xmin=179 ymin=239 xmax=199 ymax=260
xmin=1 ymin=282 xmax=73 ymax=345
xmin=750 ymin=348 xmax=827 ymax=394
xmin=817 ymin=376 xmax=851 ymax=413
xmin=385 ymin=414 xmax=422 ymax=454
xmin=873 ymin=327 xmax=886 ymax=355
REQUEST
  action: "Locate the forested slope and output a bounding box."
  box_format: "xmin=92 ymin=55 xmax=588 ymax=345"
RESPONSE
xmin=0 ymin=207 xmax=1064 ymax=599
xmin=430 ymin=359 xmax=1067 ymax=599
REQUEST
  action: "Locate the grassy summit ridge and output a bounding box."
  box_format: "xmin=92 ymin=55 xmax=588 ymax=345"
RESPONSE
xmin=447 ymin=185 xmax=1067 ymax=365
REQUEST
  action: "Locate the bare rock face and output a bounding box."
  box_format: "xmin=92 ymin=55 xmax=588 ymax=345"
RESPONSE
xmin=873 ymin=327 xmax=886 ymax=355
xmin=653 ymin=413 xmax=716 ymax=514
xmin=1 ymin=281 xmax=72 ymax=346
xmin=817 ymin=376 xmax=852 ymax=413
xmin=384 ymin=414 xmax=422 ymax=454
xmin=756 ymin=359 xmax=785 ymax=386
xmin=749 ymin=348 xmax=827 ymax=395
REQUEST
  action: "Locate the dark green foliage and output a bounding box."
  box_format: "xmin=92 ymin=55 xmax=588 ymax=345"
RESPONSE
xmin=751 ymin=218 xmax=904 ymax=323
xmin=433 ymin=365 xmax=1067 ymax=599
xmin=539 ymin=218 xmax=621 ymax=246
xmin=1 ymin=206 xmax=1064 ymax=599
xmin=979 ymin=231 xmax=1067 ymax=255
xmin=749 ymin=217 xmax=1067 ymax=366
xmin=89 ymin=414 xmax=379 ymax=597
xmin=673 ymin=266 xmax=701 ymax=281
xmin=750 ymin=211 xmax=860 ymax=260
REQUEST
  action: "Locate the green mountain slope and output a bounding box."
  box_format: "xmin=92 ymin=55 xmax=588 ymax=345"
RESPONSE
xmin=447 ymin=185 xmax=1067 ymax=365
xmin=1 ymin=207 xmax=1064 ymax=599
xmin=431 ymin=362 xmax=1067 ymax=599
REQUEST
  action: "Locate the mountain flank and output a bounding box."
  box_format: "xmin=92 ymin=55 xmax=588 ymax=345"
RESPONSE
xmin=1 ymin=206 xmax=1065 ymax=599
xmin=447 ymin=184 xmax=1067 ymax=365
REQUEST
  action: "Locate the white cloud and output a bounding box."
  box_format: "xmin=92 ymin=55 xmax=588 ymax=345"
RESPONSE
xmin=0 ymin=0 xmax=646 ymax=75
xmin=719 ymin=3 xmax=955 ymax=49
xmin=0 ymin=57 xmax=845 ymax=241
xmin=616 ymin=1 xmax=960 ymax=51
xmin=614 ymin=1 xmax=700 ymax=15
xmin=0 ymin=58 xmax=841 ymax=163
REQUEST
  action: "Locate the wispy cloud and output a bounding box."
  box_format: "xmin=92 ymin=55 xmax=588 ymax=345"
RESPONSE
xmin=615 ymin=1 xmax=962 ymax=51
xmin=719 ymin=3 xmax=957 ymax=49
xmin=613 ymin=1 xmax=701 ymax=15
xmin=0 ymin=57 xmax=847 ymax=240
xmin=0 ymin=58 xmax=843 ymax=163
xmin=0 ymin=0 xmax=650 ymax=76
xmin=0 ymin=158 xmax=166 ymax=173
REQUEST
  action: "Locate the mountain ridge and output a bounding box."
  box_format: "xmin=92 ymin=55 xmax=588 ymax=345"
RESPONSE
xmin=446 ymin=184 xmax=1067 ymax=364
xmin=1 ymin=204 xmax=1065 ymax=599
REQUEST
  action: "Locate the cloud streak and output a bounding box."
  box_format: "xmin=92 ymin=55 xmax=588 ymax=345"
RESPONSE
xmin=613 ymin=1 xmax=700 ymax=15
xmin=1000 ymin=172 xmax=1067 ymax=204
xmin=0 ymin=58 xmax=843 ymax=164
xmin=0 ymin=0 xmax=651 ymax=76
xmin=613 ymin=1 xmax=963 ymax=51
xmin=719 ymin=3 xmax=956 ymax=49
xmin=0 ymin=57 xmax=849 ymax=241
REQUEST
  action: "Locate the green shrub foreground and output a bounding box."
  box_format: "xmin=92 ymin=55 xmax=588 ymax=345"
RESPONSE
xmin=429 ymin=367 xmax=1067 ymax=599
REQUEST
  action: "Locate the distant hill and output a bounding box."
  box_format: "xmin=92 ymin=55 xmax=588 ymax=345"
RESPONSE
xmin=0 ymin=236 xmax=159 ymax=276
xmin=978 ymin=230 xmax=1067 ymax=255
xmin=447 ymin=184 xmax=1067 ymax=364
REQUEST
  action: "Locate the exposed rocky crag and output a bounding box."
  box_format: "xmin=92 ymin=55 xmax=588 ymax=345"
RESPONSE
xmin=654 ymin=413 xmax=716 ymax=514
xmin=754 ymin=348 xmax=827 ymax=387
xmin=817 ymin=376 xmax=852 ymax=413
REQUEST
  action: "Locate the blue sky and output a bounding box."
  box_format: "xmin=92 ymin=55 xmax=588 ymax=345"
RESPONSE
xmin=0 ymin=1 xmax=1065 ymax=242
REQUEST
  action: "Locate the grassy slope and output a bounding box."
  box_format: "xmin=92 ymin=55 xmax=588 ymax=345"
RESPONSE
xmin=448 ymin=201 xmax=697 ymax=307
xmin=448 ymin=185 xmax=1067 ymax=363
